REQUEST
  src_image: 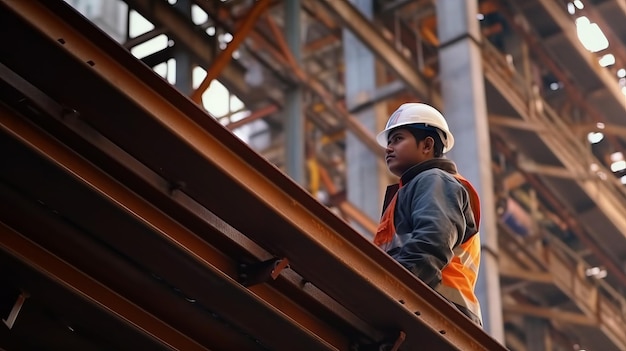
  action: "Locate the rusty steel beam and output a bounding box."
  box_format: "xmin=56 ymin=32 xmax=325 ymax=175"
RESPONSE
xmin=488 ymin=114 xmax=547 ymax=132
xmin=0 ymin=102 xmax=346 ymax=350
xmin=0 ymin=60 xmax=376 ymax=347
xmin=0 ymin=183 xmax=267 ymax=351
xmin=191 ymin=0 xmax=270 ymax=103
xmin=0 ymin=57 xmax=370 ymax=349
xmin=226 ymin=104 xmax=278 ymax=130
xmin=0 ymin=1 xmax=506 ymax=350
xmin=0 ymin=224 xmax=210 ymax=351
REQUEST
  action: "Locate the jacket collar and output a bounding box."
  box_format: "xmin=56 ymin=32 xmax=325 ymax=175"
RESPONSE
xmin=399 ymin=158 xmax=457 ymax=185
xmin=381 ymin=158 xmax=458 ymax=215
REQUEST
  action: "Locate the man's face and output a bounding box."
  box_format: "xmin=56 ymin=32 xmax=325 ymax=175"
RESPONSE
xmin=385 ymin=128 xmax=432 ymax=177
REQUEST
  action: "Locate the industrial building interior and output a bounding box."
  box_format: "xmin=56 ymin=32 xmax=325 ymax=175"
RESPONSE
xmin=1 ymin=0 xmax=626 ymax=350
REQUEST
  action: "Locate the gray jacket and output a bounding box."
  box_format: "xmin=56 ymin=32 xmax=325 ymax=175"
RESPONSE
xmin=381 ymin=158 xmax=478 ymax=288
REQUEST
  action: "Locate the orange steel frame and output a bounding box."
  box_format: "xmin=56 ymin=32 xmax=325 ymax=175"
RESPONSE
xmin=0 ymin=1 xmax=508 ymax=350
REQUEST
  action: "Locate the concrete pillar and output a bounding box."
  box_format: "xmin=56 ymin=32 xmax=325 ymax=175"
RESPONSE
xmin=173 ymin=0 xmax=193 ymax=95
xmin=436 ymin=0 xmax=504 ymax=341
xmin=342 ymin=0 xmax=384 ymax=237
xmin=284 ymin=0 xmax=305 ymax=185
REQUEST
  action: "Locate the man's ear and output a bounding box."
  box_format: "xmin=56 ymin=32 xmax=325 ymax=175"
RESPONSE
xmin=423 ymin=136 xmax=434 ymax=153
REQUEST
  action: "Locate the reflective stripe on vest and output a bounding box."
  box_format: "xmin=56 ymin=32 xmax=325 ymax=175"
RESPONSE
xmin=436 ymin=233 xmax=482 ymax=322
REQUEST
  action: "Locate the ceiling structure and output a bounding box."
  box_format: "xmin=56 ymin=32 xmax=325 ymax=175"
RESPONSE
xmin=1 ymin=0 xmax=626 ymax=350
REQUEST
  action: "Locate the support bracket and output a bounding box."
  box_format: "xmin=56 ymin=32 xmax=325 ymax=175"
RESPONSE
xmin=2 ymin=291 xmax=28 ymax=330
xmin=238 ymin=257 xmax=290 ymax=287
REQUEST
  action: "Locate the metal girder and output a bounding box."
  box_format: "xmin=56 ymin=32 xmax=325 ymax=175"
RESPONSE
xmin=0 ymin=224 xmax=209 ymax=351
xmin=0 ymin=57 xmax=372 ymax=350
xmin=489 ymin=115 xmax=547 ymax=132
xmin=502 ymin=303 xmax=596 ymax=327
xmin=317 ymin=0 xmax=438 ymax=105
xmin=0 ymin=180 xmax=267 ymax=351
xmin=226 ymin=104 xmax=278 ymax=130
xmin=517 ymin=161 xmax=590 ymax=180
xmin=498 ymin=267 xmax=553 ymax=285
xmin=0 ymin=101 xmax=344 ymax=351
xmin=0 ymin=1 xmax=506 ymax=350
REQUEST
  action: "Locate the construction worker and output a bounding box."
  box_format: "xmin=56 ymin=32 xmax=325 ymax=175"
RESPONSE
xmin=374 ymin=102 xmax=483 ymax=325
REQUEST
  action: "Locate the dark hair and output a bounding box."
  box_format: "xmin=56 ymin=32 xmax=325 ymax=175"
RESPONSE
xmin=407 ymin=127 xmax=444 ymax=157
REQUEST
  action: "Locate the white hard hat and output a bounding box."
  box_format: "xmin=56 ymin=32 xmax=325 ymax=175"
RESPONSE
xmin=376 ymin=103 xmax=455 ymax=153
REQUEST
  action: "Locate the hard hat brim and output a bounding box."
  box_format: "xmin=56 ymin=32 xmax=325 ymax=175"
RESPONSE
xmin=376 ymin=122 xmax=455 ymax=153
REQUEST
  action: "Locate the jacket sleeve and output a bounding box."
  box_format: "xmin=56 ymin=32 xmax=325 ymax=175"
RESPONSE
xmin=391 ymin=171 xmax=470 ymax=287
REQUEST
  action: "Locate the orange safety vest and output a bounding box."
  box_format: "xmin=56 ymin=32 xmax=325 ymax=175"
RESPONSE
xmin=374 ymin=173 xmax=482 ymax=324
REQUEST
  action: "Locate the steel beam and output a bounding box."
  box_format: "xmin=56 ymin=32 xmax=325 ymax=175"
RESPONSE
xmin=503 ymin=303 xmax=595 ymax=327
xmin=0 ymin=182 xmax=265 ymax=351
xmin=489 ymin=115 xmax=547 ymax=132
xmin=0 ymin=58 xmax=375 ymax=347
xmin=0 ymin=1 xmax=506 ymax=349
xmin=0 ymin=103 xmax=345 ymax=351
xmin=226 ymin=104 xmax=278 ymax=130
xmin=0 ymin=224 xmax=210 ymax=351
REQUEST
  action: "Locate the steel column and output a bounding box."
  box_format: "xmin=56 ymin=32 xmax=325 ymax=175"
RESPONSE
xmin=284 ymin=0 xmax=305 ymax=184
xmin=342 ymin=0 xmax=384 ymax=233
